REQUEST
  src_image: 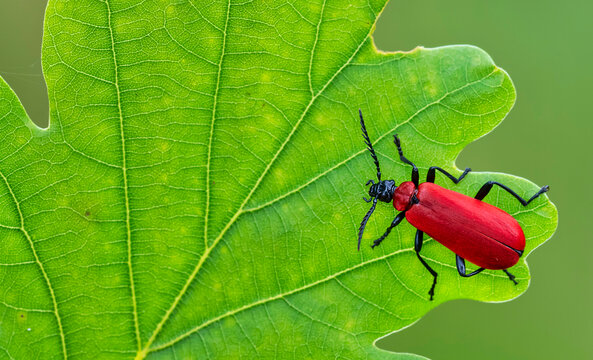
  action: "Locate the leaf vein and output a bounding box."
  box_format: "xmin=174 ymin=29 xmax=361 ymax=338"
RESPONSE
xmin=149 ymin=246 xmax=415 ymax=353
xmin=308 ymin=0 xmax=326 ymax=96
xmin=243 ymin=67 xmax=500 ymax=213
xmin=104 ymin=0 xmax=141 ymax=351
xmin=140 ymin=6 xmax=386 ymax=355
xmin=137 ymin=0 xmax=233 ymax=357
xmin=0 ymin=170 xmax=67 ymax=359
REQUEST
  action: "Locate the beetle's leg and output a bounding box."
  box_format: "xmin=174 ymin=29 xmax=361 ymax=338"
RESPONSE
xmin=414 ymin=230 xmax=438 ymax=301
xmin=456 ymin=255 xmax=485 ymax=277
xmin=458 ymin=256 xmax=518 ymax=284
xmin=475 ymin=181 xmax=549 ymax=206
xmin=393 ymin=135 xmax=419 ymax=186
xmin=371 ymin=212 xmax=406 ymax=249
xmin=503 ymin=269 xmax=518 ymax=285
xmin=426 ymin=167 xmax=471 ymax=184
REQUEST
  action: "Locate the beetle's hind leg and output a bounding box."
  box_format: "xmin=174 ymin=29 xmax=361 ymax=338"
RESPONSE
xmin=414 ymin=230 xmax=438 ymax=301
xmin=457 ymin=256 xmax=518 ymax=285
xmin=475 ymin=181 xmax=549 ymax=206
xmin=503 ymin=269 xmax=518 ymax=285
xmin=456 ymin=255 xmax=485 ymax=277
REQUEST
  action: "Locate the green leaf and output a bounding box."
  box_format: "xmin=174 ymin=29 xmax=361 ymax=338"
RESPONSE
xmin=0 ymin=0 xmax=557 ymax=359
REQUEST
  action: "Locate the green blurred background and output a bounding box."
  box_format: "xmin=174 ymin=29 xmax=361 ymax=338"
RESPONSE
xmin=0 ymin=1 xmax=589 ymax=359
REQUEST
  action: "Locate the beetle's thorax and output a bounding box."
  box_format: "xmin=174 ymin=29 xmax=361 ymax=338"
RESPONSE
xmin=393 ymin=181 xmax=418 ymax=211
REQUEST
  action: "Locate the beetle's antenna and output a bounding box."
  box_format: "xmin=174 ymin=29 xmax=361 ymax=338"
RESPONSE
xmin=360 ymin=110 xmax=381 ymax=182
xmin=358 ymin=197 xmax=377 ymax=250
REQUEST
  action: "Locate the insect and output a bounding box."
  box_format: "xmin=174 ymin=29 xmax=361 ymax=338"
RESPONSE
xmin=357 ymin=110 xmax=549 ymax=300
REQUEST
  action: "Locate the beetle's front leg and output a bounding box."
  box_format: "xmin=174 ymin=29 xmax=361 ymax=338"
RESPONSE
xmin=414 ymin=230 xmax=438 ymax=301
xmin=371 ymin=212 xmax=406 ymax=248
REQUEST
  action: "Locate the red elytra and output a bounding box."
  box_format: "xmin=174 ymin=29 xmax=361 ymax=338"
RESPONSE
xmin=394 ymin=181 xmax=525 ymax=270
xmin=357 ymin=110 xmax=548 ymax=300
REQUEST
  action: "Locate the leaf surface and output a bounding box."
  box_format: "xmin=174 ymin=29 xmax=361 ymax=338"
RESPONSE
xmin=0 ymin=0 xmax=557 ymax=359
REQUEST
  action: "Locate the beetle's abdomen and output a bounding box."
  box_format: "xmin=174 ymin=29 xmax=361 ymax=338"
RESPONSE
xmin=406 ymin=183 xmax=525 ymax=270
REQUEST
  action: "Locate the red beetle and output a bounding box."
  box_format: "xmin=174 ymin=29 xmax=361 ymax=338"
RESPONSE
xmin=357 ymin=110 xmax=549 ymax=300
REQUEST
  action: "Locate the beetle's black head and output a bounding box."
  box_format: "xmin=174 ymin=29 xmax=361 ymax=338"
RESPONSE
xmin=366 ymin=179 xmax=396 ymax=203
